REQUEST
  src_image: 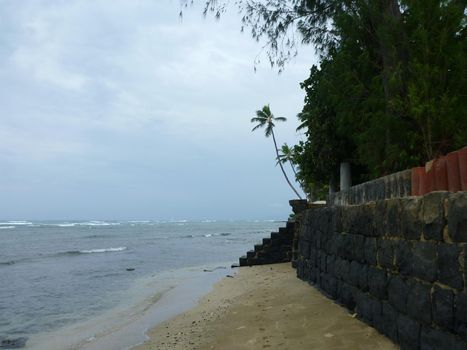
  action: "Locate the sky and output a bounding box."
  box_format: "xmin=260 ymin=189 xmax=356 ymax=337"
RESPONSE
xmin=0 ymin=0 xmax=318 ymax=221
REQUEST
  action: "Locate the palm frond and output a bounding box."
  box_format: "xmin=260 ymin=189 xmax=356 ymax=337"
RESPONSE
xmin=250 ymin=117 xmax=265 ymax=123
xmin=275 ymin=116 xmax=287 ymax=122
xmin=251 ymin=124 xmax=264 ymax=132
xmin=255 ymin=110 xmax=268 ymax=119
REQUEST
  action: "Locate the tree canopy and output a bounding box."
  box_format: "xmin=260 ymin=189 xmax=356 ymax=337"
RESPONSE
xmin=185 ymin=0 xmax=467 ymax=196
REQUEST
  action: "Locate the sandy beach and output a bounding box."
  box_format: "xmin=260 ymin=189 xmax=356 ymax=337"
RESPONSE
xmin=135 ymin=263 xmax=397 ymax=350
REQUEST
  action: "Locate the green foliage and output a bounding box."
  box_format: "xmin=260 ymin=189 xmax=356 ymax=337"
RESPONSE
xmin=186 ymin=0 xmax=466 ymax=196
xmin=294 ymin=0 xmax=466 ymax=192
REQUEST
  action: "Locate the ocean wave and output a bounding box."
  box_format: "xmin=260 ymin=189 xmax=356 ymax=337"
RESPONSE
xmin=181 ymin=232 xmax=231 ymax=239
xmin=56 ymin=223 xmax=78 ymax=227
xmin=0 ymin=221 xmax=33 ymax=226
xmin=79 ymin=221 xmax=121 ymax=226
xmin=0 ymin=226 xmax=15 ymax=230
xmin=60 ymin=247 xmax=128 ymax=256
xmin=49 ymin=221 xmax=121 ymax=227
xmin=79 ymin=247 xmax=127 ymax=254
xmin=0 ymin=260 xmax=15 ymax=266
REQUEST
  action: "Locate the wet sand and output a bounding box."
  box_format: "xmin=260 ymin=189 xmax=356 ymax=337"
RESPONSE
xmin=134 ymin=263 xmax=397 ymax=350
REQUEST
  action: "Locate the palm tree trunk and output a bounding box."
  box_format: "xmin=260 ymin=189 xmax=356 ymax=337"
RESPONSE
xmin=271 ymin=129 xmax=302 ymax=199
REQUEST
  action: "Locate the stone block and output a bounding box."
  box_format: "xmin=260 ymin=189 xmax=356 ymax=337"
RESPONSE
xmin=345 ymin=206 xmax=360 ymax=235
xmin=437 ymin=243 xmax=463 ymax=290
xmin=397 ymin=313 xmax=421 ymax=350
xmin=386 ymin=198 xmax=402 ymax=237
xmin=350 ymin=204 xmax=375 ymax=237
xmin=339 ymin=282 xmax=356 ymax=310
xmin=374 ymin=200 xmax=386 ymax=237
xmin=456 ymin=292 xmax=467 ymax=324
xmin=433 ymin=285 xmax=454 ymax=331
xmin=378 ymin=239 xmax=395 ymax=269
xmin=246 ymin=250 xmax=256 ymax=258
xmin=355 ymin=291 xmax=379 ymax=325
xmin=395 ymin=240 xmax=412 ymax=276
xmin=401 ymin=197 xmax=422 ymax=240
xmin=321 ymin=273 xmax=338 ymax=298
xmin=298 ymin=240 xmax=310 ymax=259
xmin=335 ymin=258 xmax=350 ymax=282
xmin=422 ymin=191 xmax=448 ymax=241
xmin=406 ymin=280 xmax=432 ymax=325
xmin=358 ymin=264 xmax=369 ymax=292
xmin=382 ymin=301 xmax=398 ymax=341
xmin=372 ymin=300 xmax=385 ymax=335
xmin=331 ymin=206 xmax=344 ymax=233
xmin=412 ymin=241 xmax=437 ymax=282
xmin=364 ymin=237 xmax=377 ymax=266
xmin=341 ymin=234 xmax=354 ymax=260
xmin=420 ymin=327 xmax=467 ymax=350
xmin=388 ymin=275 xmax=408 ymax=314
xmin=446 ymin=192 xmax=467 ymax=242
xmin=368 ymin=266 xmax=388 ymax=299
xmin=352 ymin=234 xmax=365 ymax=263
xmin=349 ymin=261 xmax=362 ymax=287
xmin=325 ymin=254 xmax=336 ymax=275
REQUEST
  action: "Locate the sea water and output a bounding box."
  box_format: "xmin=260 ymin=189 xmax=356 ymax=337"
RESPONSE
xmin=0 ymin=220 xmax=283 ymax=349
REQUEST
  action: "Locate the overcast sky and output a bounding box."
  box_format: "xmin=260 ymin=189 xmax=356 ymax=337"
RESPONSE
xmin=0 ymin=0 xmax=317 ymax=220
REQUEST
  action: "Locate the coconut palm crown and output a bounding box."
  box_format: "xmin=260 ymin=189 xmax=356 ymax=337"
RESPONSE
xmin=251 ymin=105 xmax=287 ymax=137
xmin=251 ymin=105 xmax=302 ymax=199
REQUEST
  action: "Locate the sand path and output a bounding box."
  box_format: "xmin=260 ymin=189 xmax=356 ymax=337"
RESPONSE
xmin=135 ymin=263 xmax=398 ymax=350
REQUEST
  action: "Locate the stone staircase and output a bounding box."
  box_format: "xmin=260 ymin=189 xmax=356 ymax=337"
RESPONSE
xmin=239 ymin=221 xmax=295 ymax=266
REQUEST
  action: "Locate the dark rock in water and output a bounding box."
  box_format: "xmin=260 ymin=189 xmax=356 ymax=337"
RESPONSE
xmin=231 ymin=263 xmax=239 ymax=268
xmin=226 ymin=275 xmax=234 ymax=278
xmin=126 ymin=268 xmax=135 ymax=271
xmin=203 ymin=266 xmax=227 ymax=272
xmin=0 ymin=337 xmax=28 ymax=349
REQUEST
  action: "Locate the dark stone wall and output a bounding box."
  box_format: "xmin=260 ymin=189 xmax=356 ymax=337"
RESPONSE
xmin=296 ymin=191 xmax=467 ymax=350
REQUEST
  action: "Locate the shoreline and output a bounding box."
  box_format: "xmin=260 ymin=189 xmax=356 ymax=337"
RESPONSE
xmin=26 ymin=263 xmax=234 ymax=350
xmin=135 ymin=263 xmax=397 ymax=350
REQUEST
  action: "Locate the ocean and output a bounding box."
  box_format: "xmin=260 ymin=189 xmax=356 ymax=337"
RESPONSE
xmin=0 ymin=220 xmax=284 ymax=349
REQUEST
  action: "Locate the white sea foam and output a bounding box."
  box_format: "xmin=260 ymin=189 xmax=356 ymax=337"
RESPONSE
xmin=56 ymin=223 xmax=78 ymax=227
xmin=79 ymin=221 xmax=121 ymax=227
xmin=0 ymin=226 xmax=15 ymax=229
xmin=204 ymin=234 xmax=212 ymax=237
xmin=79 ymin=247 xmax=127 ymax=254
xmin=0 ymin=221 xmax=33 ymax=226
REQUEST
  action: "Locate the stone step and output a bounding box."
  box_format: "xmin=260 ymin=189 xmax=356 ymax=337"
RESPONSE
xmin=286 ymin=221 xmax=295 ymax=230
xmin=247 ymin=250 xmax=256 ymax=258
xmin=254 ymin=244 xmax=263 ymax=252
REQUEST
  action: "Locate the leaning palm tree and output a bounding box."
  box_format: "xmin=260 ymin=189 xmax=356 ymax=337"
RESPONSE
xmin=277 ymin=143 xmax=298 ymax=177
xmin=251 ymin=105 xmax=302 ymax=199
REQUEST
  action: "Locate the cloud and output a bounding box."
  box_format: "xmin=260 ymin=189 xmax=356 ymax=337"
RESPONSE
xmin=0 ymin=0 xmax=316 ymax=219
